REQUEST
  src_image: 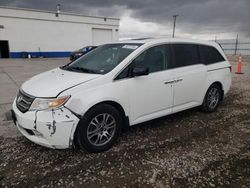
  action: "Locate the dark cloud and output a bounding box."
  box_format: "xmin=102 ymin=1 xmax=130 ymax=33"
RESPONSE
xmin=0 ymin=0 xmax=249 ymax=38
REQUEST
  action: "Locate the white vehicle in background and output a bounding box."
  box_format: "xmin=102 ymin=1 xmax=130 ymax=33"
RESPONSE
xmin=11 ymin=38 xmax=231 ymax=153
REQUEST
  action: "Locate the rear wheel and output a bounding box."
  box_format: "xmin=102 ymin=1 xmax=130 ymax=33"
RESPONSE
xmin=75 ymin=104 xmax=122 ymax=153
xmin=202 ymin=84 xmax=222 ymax=112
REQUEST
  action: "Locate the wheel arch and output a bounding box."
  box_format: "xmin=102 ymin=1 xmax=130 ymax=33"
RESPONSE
xmin=84 ymin=100 xmax=129 ymax=128
xmin=72 ymin=100 xmax=129 ymax=149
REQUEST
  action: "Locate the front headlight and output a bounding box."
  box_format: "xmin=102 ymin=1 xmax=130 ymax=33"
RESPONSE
xmin=30 ymin=95 xmax=70 ymax=111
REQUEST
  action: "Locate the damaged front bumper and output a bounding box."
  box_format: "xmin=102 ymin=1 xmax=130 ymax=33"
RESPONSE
xmin=12 ymin=100 xmax=80 ymax=149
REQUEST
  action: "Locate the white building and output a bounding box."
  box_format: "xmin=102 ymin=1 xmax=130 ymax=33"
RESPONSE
xmin=0 ymin=6 xmax=120 ymax=58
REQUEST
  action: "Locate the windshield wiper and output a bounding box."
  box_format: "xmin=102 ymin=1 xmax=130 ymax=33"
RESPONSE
xmin=61 ymin=65 xmax=98 ymax=74
xmin=72 ymin=67 xmax=96 ymax=73
xmin=60 ymin=64 xmax=71 ymax=70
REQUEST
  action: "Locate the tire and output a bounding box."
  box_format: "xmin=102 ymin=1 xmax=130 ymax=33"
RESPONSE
xmin=75 ymin=104 xmax=122 ymax=153
xmin=201 ymin=84 xmax=222 ymax=112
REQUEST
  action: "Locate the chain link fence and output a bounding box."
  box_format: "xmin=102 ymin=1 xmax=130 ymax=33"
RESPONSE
xmin=215 ymin=36 xmax=250 ymax=55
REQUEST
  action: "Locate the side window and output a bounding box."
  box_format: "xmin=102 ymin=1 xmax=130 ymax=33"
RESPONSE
xmin=132 ymin=45 xmax=169 ymax=73
xmin=172 ymin=44 xmax=200 ymax=68
xmin=199 ymin=45 xmax=225 ymax=65
xmin=115 ymin=45 xmax=170 ymax=80
xmin=115 ymin=65 xmax=130 ymax=80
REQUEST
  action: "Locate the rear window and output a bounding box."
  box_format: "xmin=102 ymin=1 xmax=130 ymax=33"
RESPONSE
xmin=172 ymin=44 xmax=200 ymax=68
xmin=199 ymin=45 xmax=225 ymax=65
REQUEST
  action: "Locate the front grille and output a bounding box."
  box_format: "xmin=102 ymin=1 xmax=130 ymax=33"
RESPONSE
xmin=16 ymin=91 xmax=35 ymax=113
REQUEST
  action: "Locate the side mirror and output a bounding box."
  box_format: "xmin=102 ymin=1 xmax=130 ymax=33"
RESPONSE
xmin=132 ymin=67 xmax=149 ymax=77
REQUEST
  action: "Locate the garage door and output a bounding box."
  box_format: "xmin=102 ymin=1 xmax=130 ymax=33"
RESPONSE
xmin=92 ymin=28 xmax=112 ymax=45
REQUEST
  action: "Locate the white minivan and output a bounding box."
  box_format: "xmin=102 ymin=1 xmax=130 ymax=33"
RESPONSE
xmin=12 ymin=38 xmax=231 ymax=152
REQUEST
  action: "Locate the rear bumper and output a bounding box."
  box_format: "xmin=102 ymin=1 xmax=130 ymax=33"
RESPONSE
xmin=12 ymin=100 xmax=80 ymax=149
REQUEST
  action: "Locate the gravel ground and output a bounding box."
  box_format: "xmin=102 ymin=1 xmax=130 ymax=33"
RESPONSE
xmin=0 ymin=56 xmax=250 ymax=187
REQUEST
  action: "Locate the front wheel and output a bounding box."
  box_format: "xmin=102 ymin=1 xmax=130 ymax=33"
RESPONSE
xmin=201 ymin=84 xmax=222 ymax=112
xmin=75 ymin=104 xmax=122 ymax=153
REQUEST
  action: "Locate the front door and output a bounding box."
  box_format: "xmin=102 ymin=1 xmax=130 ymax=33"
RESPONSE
xmin=126 ymin=44 xmax=174 ymax=125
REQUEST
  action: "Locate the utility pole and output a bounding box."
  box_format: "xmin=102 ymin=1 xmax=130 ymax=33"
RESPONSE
xmin=172 ymin=15 xmax=179 ymax=38
xmin=235 ymin=34 xmax=238 ymax=55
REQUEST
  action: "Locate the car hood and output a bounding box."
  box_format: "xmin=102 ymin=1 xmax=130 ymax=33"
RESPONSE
xmin=21 ymin=68 xmax=101 ymax=97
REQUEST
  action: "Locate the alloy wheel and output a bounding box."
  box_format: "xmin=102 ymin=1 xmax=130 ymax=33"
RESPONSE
xmin=207 ymin=87 xmax=220 ymax=110
xmin=87 ymin=113 xmax=116 ymax=146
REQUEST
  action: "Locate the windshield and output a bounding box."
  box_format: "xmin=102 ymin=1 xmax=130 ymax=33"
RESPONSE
xmin=62 ymin=43 xmax=142 ymax=74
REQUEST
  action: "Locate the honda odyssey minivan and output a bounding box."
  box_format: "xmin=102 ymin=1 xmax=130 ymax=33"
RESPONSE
xmin=12 ymin=38 xmax=231 ymax=152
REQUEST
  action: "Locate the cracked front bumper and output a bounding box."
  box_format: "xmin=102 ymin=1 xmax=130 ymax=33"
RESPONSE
xmin=12 ymin=100 xmax=80 ymax=149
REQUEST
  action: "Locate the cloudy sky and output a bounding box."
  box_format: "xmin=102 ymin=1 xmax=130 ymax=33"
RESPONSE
xmin=1 ymin=0 xmax=250 ymax=40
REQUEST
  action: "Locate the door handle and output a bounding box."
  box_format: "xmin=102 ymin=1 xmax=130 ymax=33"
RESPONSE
xmin=164 ymin=78 xmax=183 ymax=84
xmin=175 ymin=78 xmax=183 ymax=83
xmin=164 ymin=80 xmax=175 ymax=84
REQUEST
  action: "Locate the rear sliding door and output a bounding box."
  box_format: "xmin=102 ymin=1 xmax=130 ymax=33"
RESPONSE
xmin=171 ymin=43 xmax=207 ymax=113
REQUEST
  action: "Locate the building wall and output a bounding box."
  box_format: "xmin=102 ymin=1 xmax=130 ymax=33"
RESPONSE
xmin=0 ymin=7 xmax=120 ymax=58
